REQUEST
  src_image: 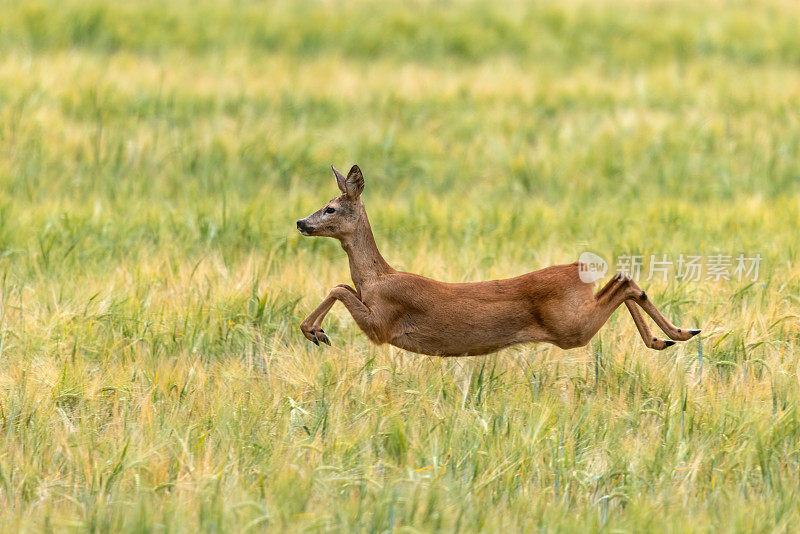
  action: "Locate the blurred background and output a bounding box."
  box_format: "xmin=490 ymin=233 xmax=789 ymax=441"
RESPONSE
xmin=0 ymin=0 xmax=799 ymax=531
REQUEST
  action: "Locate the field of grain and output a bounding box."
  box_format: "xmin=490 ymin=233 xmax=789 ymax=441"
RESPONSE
xmin=1 ymin=0 xmax=799 ymax=531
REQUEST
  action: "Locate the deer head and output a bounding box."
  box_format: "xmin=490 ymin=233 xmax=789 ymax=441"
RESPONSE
xmin=296 ymin=165 xmax=365 ymax=239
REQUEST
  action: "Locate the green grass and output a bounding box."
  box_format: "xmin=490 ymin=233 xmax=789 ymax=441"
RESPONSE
xmin=1 ymin=0 xmax=799 ymax=531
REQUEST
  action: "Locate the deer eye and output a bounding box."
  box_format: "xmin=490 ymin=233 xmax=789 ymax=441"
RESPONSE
xmin=324 ymin=207 xmax=336 ymax=214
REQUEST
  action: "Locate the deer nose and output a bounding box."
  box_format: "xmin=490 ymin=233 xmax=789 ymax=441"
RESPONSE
xmin=296 ymin=219 xmax=312 ymax=234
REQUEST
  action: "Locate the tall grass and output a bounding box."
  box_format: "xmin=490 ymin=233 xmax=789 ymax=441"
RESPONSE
xmin=0 ymin=0 xmax=798 ymax=531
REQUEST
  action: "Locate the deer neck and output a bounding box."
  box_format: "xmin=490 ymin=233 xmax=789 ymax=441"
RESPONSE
xmin=339 ymin=211 xmax=393 ymax=291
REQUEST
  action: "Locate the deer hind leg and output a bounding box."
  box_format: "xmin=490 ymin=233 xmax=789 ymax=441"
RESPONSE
xmin=631 ymin=290 xmax=701 ymax=341
xmin=594 ymin=272 xmax=627 ymax=300
xmin=594 ymin=273 xmax=700 ymax=347
xmin=624 ymin=301 xmax=674 ymax=350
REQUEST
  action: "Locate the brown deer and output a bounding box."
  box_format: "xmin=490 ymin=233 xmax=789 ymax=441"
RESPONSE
xmin=296 ymin=165 xmax=700 ymax=356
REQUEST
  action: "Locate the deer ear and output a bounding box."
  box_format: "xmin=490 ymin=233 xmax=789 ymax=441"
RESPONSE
xmin=344 ymin=165 xmax=364 ymax=199
xmin=332 ymin=165 xmax=347 ymax=194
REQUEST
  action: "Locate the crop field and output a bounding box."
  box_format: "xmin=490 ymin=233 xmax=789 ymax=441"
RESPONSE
xmin=1 ymin=0 xmax=799 ymax=531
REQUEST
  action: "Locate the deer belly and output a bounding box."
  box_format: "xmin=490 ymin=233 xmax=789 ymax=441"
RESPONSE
xmin=389 ymin=306 xmax=524 ymax=356
xmin=390 ymin=331 xmax=516 ymax=356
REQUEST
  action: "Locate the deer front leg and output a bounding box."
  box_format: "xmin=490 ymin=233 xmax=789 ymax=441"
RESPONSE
xmin=300 ymin=284 xmax=376 ymax=346
xmin=300 ymin=284 xmax=349 ymax=345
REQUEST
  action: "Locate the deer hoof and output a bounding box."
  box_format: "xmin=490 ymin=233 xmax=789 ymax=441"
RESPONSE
xmin=310 ymin=329 xmax=330 ymax=346
xmin=689 ymin=329 xmax=701 ymax=336
xmin=651 ymin=338 xmax=676 ymax=350
xmin=316 ymin=329 xmax=331 ymax=345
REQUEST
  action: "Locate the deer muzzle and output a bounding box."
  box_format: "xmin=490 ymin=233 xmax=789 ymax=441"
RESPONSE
xmin=296 ymin=219 xmax=314 ymax=236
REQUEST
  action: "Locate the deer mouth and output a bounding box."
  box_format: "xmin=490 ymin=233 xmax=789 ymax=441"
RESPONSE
xmin=296 ymin=220 xmax=314 ymax=236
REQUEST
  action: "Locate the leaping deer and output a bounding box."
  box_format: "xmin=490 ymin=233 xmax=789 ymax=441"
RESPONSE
xmin=296 ymin=165 xmax=700 ymax=356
